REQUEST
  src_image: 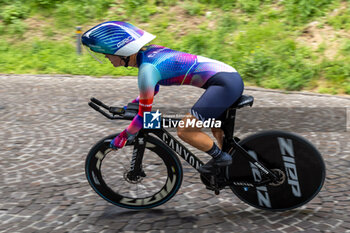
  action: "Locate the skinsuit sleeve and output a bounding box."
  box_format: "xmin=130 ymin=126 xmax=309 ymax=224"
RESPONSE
xmin=131 ymin=84 xmax=160 ymax=103
xmin=126 ymin=63 xmax=161 ymax=136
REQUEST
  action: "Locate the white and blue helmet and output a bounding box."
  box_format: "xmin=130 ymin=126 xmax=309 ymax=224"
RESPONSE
xmin=82 ymin=21 xmax=156 ymax=57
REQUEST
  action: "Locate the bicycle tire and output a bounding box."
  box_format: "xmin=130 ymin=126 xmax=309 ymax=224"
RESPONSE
xmin=85 ymin=133 xmax=183 ymax=209
xmin=228 ymin=130 xmax=326 ymax=211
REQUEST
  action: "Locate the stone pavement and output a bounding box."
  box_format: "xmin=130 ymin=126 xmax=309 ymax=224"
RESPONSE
xmin=0 ymin=74 xmax=349 ymax=233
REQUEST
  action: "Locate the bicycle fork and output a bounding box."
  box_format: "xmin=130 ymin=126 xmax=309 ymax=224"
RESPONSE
xmin=127 ymin=133 xmax=147 ymax=181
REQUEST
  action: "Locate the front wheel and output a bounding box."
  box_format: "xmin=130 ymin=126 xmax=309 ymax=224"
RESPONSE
xmin=228 ymin=130 xmax=326 ymax=211
xmin=85 ymin=133 xmax=183 ymax=209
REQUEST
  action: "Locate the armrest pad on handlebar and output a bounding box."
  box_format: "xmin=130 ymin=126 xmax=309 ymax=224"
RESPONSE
xmin=110 ymin=107 xmax=125 ymax=114
xmin=126 ymin=102 xmax=139 ymax=111
xmin=122 ymin=103 xmax=139 ymax=120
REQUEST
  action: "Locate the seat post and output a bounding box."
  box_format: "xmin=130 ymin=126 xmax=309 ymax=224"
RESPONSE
xmin=220 ymin=94 xmax=254 ymax=152
xmin=221 ymin=107 xmax=236 ymax=153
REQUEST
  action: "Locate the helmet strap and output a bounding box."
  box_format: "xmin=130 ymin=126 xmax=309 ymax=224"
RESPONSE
xmin=121 ymin=56 xmax=130 ymax=67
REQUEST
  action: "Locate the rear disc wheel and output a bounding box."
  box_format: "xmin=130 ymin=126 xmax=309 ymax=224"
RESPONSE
xmin=228 ymin=130 xmax=326 ymax=211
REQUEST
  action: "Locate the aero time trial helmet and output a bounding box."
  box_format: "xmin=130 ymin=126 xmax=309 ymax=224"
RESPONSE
xmin=81 ymin=21 xmax=156 ymax=57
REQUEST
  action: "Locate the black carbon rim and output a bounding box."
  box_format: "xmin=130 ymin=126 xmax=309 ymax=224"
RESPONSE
xmin=85 ymin=134 xmax=183 ymax=209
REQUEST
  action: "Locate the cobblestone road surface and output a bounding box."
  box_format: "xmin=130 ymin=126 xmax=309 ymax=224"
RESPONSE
xmin=0 ymin=75 xmax=349 ymax=233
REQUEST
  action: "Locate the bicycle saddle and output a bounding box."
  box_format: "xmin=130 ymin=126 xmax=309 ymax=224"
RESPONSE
xmin=231 ymin=95 xmax=254 ymax=109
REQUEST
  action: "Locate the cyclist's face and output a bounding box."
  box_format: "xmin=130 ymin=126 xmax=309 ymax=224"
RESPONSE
xmin=105 ymin=54 xmax=124 ymax=67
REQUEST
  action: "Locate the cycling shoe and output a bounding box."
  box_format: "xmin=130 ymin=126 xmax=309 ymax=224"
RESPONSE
xmin=199 ymin=152 xmax=232 ymax=174
xmin=198 ymin=158 xmax=215 ymax=174
xmin=214 ymin=152 xmax=232 ymax=166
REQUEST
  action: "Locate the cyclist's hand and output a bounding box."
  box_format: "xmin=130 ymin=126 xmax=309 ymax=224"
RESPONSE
xmin=110 ymin=129 xmax=128 ymax=149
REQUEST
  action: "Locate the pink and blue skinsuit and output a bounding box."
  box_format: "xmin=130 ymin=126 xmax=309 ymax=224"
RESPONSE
xmin=127 ymin=44 xmax=244 ymax=135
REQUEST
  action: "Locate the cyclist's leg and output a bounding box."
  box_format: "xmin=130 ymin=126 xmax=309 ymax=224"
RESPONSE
xmin=177 ymin=115 xmax=232 ymax=167
xmin=190 ymin=72 xmax=243 ymax=120
xmin=211 ymin=128 xmax=224 ymax=149
xmin=177 ymin=114 xmax=213 ymax=151
xmin=177 ymin=72 xmax=244 ymax=171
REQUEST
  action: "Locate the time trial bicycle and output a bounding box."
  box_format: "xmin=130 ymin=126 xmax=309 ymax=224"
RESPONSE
xmin=86 ymin=95 xmax=326 ymax=211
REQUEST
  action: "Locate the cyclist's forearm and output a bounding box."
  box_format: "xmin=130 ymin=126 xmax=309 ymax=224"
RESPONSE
xmin=127 ymin=96 xmax=154 ymax=135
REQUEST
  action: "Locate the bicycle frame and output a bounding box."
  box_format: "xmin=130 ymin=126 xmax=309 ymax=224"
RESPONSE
xmin=134 ymin=121 xmax=279 ymax=188
xmin=141 ymin=128 xmax=204 ymax=170
xmin=89 ymin=98 xmax=279 ymax=186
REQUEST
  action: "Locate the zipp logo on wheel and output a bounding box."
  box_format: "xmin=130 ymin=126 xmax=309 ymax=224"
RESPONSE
xmin=278 ymin=137 xmax=302 ymax=197
xmin=248 ymin=150 xmax=272 ymax=208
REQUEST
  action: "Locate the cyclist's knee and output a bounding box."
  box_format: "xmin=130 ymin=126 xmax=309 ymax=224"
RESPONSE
xmin=177 ymin=125 xmax=200 ymax=140
xmin=177 ymin=114 xmax=203 ymax=139
xmin=177 ymin=127 xmax=186 ymax=139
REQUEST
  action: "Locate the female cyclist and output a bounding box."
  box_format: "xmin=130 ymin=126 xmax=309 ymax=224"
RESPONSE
xmin=81 ymin=21 xmax=244 ymax=173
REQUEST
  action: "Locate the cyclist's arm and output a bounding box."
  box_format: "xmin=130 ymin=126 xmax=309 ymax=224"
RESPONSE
xmin=131 ymin=84 xmax=160 ymax=104
xmin=126 ymin=63 xmax=161 ymax=135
